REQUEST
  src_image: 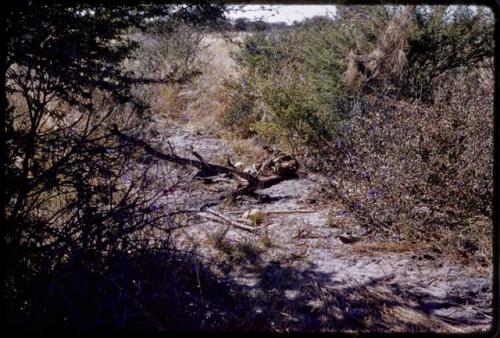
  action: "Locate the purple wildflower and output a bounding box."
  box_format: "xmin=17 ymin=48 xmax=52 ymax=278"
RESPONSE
xmin=149 ymin=200 xmax=160 ymax=211
xmin=122 ymin=175 xmax=131 ymax=184
xmin=298 ymin=74 xmax=305 ymax=82
xmin=242 ymin=78 xmax=248 ymax=88
xmin=353 ymin=201 xmax=362 ymax=210
xmin=367 ymin=188 xmax=379 ymax=199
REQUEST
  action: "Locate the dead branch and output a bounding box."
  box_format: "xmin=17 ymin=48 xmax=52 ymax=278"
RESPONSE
xmin=256 ymin=156 xmax=275 ymax=176
xmin=190 ymin=150 xmax=205 ymax=163
xmin=111 ymin=125 xmax=259 ymax=185
xmin=226 ymin=209 xmax=316 ymax=216
xmin=111 ymin=125 xmax=297 ymax=197
xmin=264 ymin=209 xmax=317 ymax=215
xmin=197 ymin=210 xmax=260 ymax=232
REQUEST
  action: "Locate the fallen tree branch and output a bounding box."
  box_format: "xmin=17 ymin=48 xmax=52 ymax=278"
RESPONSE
xmin=226 ymin=209 xmax=317 ymax=216
xmin=263 ymin=209 xmax=317 ymax=215
xmin=111 ymin=125 xmax=297 ymax=197
xmin=111 ymin=125 xmax=259 ymax=185
xmin=197 ymin=210 xmax=259 ymax=232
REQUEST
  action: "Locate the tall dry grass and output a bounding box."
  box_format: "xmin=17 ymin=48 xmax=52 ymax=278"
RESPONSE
xmin=184 ymin=33 xmax=244 ymax=134
xmin=343 ymin=6 xmax=416 ymax=90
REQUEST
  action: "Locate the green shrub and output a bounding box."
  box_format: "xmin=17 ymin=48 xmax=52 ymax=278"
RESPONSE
xmin=224 ymin=21 xmax=355 ymax=151
xmin=403 ymin=6 xmax=494 ymax=102
xmin=225 ymin=5 xmax=494 ymax=149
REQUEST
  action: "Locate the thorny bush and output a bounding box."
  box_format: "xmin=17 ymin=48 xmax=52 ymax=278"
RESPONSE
xmin=222 ymin=5 xmax=494 ymax=263
xmin=327 ymin=73 xmax=493 ymax=264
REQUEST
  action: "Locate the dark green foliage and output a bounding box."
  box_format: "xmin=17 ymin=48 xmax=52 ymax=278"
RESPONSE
xmin=234 ymin=17 xmax=249 ymax=31
xmin=226 ymin=4 xmax=493 ymax=150
xmin=403 ymin=6 xmax=494 ymax=101
xmin=231 ymin=17 xmax=288 ymax=32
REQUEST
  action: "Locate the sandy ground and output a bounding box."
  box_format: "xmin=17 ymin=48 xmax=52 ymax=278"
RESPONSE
xmin=142 ymin=120 xmax=493 ymax=333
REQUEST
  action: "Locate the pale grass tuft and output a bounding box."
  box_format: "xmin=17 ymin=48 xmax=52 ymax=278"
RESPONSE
xmin=343 ymin=6 xmax=415 ymax=89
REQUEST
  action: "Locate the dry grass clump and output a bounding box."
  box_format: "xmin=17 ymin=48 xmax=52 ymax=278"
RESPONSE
xmin=260 ymin=231 xmax=274 ymax=248
xmin=207 ymin=227 xmax=230 ymax=251
xmin=208 ymin=228 xmax=262 ymax=262
xmin=244 ymin=209 xmax=266 ymax=225
xmin=343 ymin=6 xmax=415 ymax=90
xmin=326 ymin=209 xmax=337 ymax=228
xmin=233 ymin=239 xmax=262 ymax=262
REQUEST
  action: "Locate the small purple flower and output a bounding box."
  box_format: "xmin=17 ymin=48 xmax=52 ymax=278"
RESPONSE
xmin=182 ymin=113 xmax=190 ymax=122
xmin=298 ymin=74 xmax=305 ymax=82
xmin=353 ymin=201 xmax=362 ymax=210
xmin=367 ymin=188 xmax=379 ymax=199
xmin=241 ymin=78 xmax=248 ymax=88
xmin=340 ymin=210 xmax=351 ymax=217
xmin=122 ymin=175 xmax=131 ymax=184
xmin=360 ymin=170 xmax=370 ymax=179
xmin=149 ymin=200 xmax=160 ymax=211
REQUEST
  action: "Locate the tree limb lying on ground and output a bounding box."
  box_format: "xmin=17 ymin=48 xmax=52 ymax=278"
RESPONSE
xmin=111 ymin=125 xmax=295 ymax=195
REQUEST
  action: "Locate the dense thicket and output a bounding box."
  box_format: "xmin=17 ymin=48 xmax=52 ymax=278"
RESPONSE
xmin=223 ymin=5 xmax=494 ymax=261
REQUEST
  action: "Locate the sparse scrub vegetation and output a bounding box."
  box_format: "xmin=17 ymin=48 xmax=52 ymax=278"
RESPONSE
xmin=330 ymin=78 xmax=493 ymax=261
xmin=125 ymin=19 xmax=207 ymax=121
xmin=4 ymin=2 xmax=494 ymax=332
xmin=326 ymin=209 xmax=337 ymax=228
xmin=208 ymin=227 xmax=230 ymax=251
xmin=208 ymin=229 xmax=261 ymax=262
xmin=247 ymin=209 xmax=265 ymax=225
